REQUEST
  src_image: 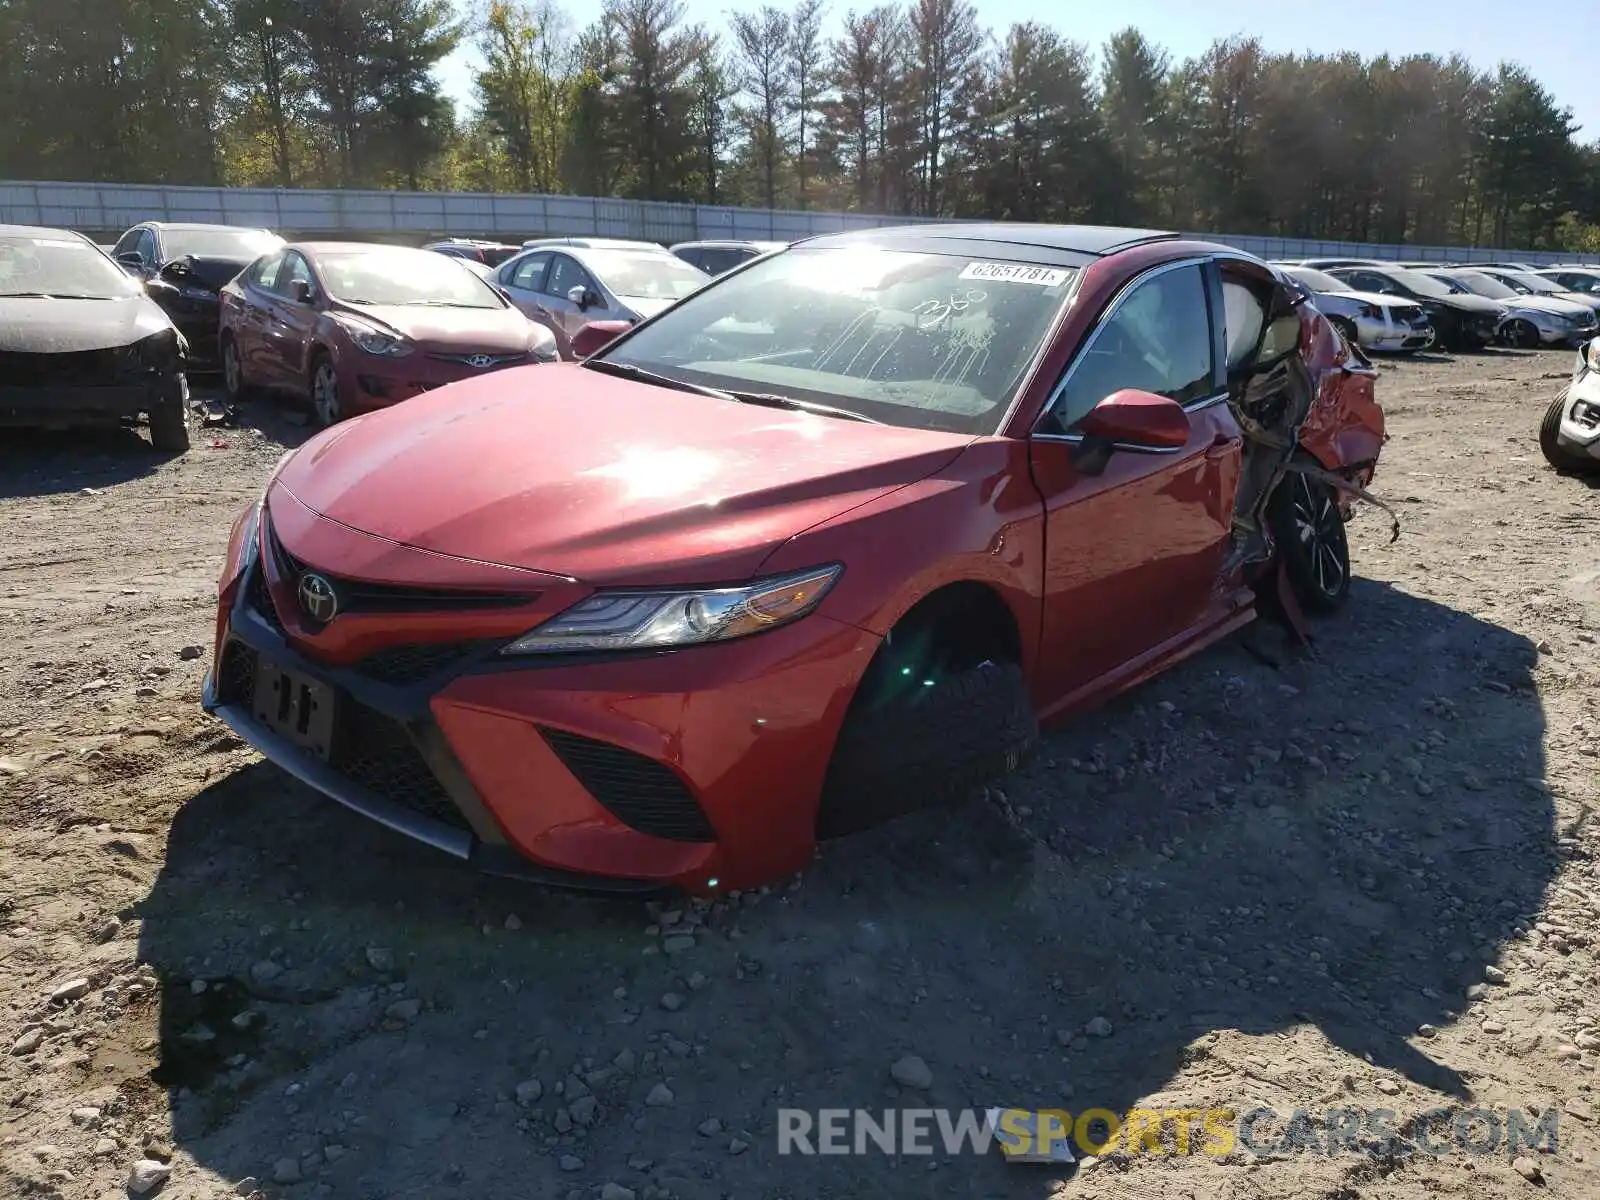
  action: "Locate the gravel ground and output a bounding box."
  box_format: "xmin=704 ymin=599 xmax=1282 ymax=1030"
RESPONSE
xmin=1 ymin=348 xmax=1598 ymax=1200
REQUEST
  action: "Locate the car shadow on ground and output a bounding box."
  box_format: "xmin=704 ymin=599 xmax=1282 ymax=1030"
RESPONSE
xmin=0 ymin=426 xmax=182 ymax=497
xmin=132 ymin=580 xmax=1551 ymax=1197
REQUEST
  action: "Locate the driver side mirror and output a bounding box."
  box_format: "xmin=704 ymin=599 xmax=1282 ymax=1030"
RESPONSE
xmin=1076 ymin=389 xmax=1192 ymax=452
xmin=571 ymin=319 xmax=633 ymax=359
xmin=568 ymin=284 xmax=598 ymax=311
xmin=290 ymin=279 xmax=315 ymax=305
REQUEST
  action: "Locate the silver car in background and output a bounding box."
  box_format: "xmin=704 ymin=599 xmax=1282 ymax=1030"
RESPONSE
xmin=1540 ymin=338 xmax=1600 ymax=475
xmin=1538 ymin=266 xmax=1600 ymax=296
xmin=1280 ymin=265 xmax=1433 ymax=352
xmin=493 ymin=242 xmax=710 ymax=347
xmin=1474 ymin=266 xmax=1600 ymax=317
xmin=1425 ymin=269 xmax=1598 ymax=349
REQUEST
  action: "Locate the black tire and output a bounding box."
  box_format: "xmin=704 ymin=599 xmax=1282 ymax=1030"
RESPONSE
xmin=309 ymin=351 xmax=344 ymax=427
xmin=220 ymin=334 xmax=255 ymax=403
xmin=1540 ymin=392 xmax=1600 ymax=475
xmin=1501 ymin=319 xmax=1539 ymax=350
xmin=816 ymin=661 xmax=1038 ymax=839
xmin=1268 ymin=471 xmax=1350 ymax=614
xmin=1329 ymin=316 xmax=1358 ymax=349
xmin=147 ymin=386 xmax=191 ymax=452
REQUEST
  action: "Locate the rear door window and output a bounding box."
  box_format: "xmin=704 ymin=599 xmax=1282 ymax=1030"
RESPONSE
xmin=506 ymin=251 xmax=550 ymax=290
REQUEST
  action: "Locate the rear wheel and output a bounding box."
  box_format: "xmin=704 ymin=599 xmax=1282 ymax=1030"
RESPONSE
xmin=147 ymin=385 xmax=191 ymax=452
xmin=221 ymin=334 xmax=254 ymax=403
xmin=310 ymin=353 xmax=344 ymax=427
xmin=1540 ymin=392 xmax=1600 ymax=475
xmin=816 ymin=589 xmax=1037 ymax=839
xmin=1269 ymin=472 xmax=1350 ymax=614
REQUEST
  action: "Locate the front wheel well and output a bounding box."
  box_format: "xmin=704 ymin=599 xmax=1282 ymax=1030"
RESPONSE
xmin=851 ymin=582 xmax=1023 ymax=715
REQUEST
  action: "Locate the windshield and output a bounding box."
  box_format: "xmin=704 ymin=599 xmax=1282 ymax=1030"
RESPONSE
xmin=0 ymin=234 xmax=140 ymax=298
xmin=585 ymin=250 xmax=708 ymax=301
xmin=163 ymin=227 xmax=282 ymax=261
xmin=1450 ymin=272 xmax=1517 ymax=300
xmin=595 ymin=246 xmax=1078 ymax=434
xmin=318 ymin=249 xmax=506 ymax=308
xmin=1499 ymin=270 xmax=1560 ymax=294
xmin=1285 ymin=267 xmax=1349 ymax=293
xmin=1384 ymin=269 xmax=1453 ymax=298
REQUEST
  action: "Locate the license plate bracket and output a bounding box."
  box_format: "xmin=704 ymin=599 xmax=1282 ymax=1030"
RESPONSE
xmin=252 ymin=659 xmax=337 ymax=760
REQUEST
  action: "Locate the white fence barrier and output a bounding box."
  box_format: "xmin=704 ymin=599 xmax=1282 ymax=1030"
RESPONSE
xmin=0 ymin=180 xmax=1577 ymax=266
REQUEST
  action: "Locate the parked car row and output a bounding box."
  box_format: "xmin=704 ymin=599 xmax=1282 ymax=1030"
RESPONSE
xmin=1284 ymin=258 xmax=1600 ymax=352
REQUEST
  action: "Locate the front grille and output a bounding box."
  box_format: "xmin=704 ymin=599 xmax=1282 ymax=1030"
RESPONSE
xmin=333 ymin=703 xmax=470 ymax=831
xmin=266 ymin=524 xmax=537 ymax=615
xmin=218 ymin=641 xmax=256 ymax=705
xmin=540 ymin=727 xmax=715 ymax=842
xmin=246 ymin=562 xmax=287 ymax=634
xmin=216 ymin=640 xmax=469 ymax=832
xmin=353 ymin=640 xmax=497 ymax=685
xmin=0 ymin=347 xmax=123 ymax=387
xmin=426 ymin=352 xmax=529 ymax=368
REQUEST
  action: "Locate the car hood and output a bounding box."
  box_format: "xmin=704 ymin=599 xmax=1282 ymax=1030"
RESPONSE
xmin=273 ymin=363 xmax=972 ymax=586
xmin=1431 ymin=292 xmax=1506 ymax=315
xmin=0 ymin=293 xmax=171 ymax=353
xmin=335 ymin=301 xmax=540 ymax=353
xmin=1508 ymin=295 xmax=1594 ymax=317
xmin=618 ymin=296 xmax=678 ymax=319
xmin=1344 ymin=290 xmax=1422 ymax=312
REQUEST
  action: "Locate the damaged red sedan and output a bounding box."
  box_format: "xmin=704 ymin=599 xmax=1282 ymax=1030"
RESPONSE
xmin=203 ymin=225 xmax=1385 ymax=894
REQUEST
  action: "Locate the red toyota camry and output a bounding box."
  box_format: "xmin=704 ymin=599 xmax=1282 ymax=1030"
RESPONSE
xmin=203 ymin=224 xmax=1385 ymax=894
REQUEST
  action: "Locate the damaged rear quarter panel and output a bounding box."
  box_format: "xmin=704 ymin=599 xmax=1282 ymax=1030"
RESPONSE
xmin=1297 ymin=309 xmax=1386 ymax=474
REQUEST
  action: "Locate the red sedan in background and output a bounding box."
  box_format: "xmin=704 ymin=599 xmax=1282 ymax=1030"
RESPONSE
xmin=218 ymin=243 xmax=559 ymax=425
xmin=204 ymin=224 xmax=1384 ymax=895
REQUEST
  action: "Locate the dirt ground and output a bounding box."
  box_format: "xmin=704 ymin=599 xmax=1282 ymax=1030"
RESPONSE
xmin=1 ymin=348 xmax=1598 ymax=1200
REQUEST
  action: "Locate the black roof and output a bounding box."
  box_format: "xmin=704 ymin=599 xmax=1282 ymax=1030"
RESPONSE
xmin=803 ymin=222 xmax=1178 ymax=266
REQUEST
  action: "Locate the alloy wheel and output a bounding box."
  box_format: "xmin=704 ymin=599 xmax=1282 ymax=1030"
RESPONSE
xmin=312 ymin=360 xmax=342 ymax=426
xmin=1291 ymin=474 xmax=1347 ymax=601
xmin=223 ymin=340 xmax=242 ymax=397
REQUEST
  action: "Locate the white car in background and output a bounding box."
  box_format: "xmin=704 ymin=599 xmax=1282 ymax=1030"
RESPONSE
xmin=1539 ymin=266 xmax=1600 ymax=296
xmin=1280 ymin=265 xmax=1434 ymax=352
xmin=1540 ymin=338 xmax=1600 ymax=475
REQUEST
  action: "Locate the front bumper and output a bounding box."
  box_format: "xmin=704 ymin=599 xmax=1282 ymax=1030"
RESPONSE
xmin=203 ymin=518 xmax=881 ymax=893
xmin=1556 ymin=371 xmax=1600 ymax=458
xmin=0 ymin=374 xmax=183 ymax=427
xmin=340 ymin=355 xmax=553 ymax=415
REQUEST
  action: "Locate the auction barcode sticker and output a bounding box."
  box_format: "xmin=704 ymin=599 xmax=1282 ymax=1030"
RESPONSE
xmin=959 ymin=262 xmax=1070 ymax=287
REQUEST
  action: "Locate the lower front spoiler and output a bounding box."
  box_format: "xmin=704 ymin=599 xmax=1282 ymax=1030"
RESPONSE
xmin=201 ymin=671 xmax=672 ymax=897
xmin=0 ymin=383 xmax=162 ymax=425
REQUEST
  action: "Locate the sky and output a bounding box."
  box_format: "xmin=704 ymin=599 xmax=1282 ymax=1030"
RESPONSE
xmin=436 ymin=0 xmax=1598 ymax=144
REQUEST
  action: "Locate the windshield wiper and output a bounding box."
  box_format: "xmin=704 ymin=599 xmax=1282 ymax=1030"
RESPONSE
xmin=581 ymin=359 xmax=737 ymax=400
xmin=723 ymin=390 xmax=884 ymax=424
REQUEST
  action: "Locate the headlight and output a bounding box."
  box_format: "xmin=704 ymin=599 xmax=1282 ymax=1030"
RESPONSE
xmin=1583 ymin=339 xmax=1600 ymax=373
xmin=528 ymin=323 xmax=559 ymax=363
xmin=501 ymin=564 xmax=842 ymax=655
xmin=330 ymin=314 xmax=414 ymax=358
xmin=119 ymin=329 xmax=180 ymax=373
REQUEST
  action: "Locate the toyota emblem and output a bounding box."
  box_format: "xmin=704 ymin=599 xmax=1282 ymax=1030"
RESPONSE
xmin=467 ymin=354 xmax=494 ymax=368
xmin=297 ymin=572 xmax=339 ymax=623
